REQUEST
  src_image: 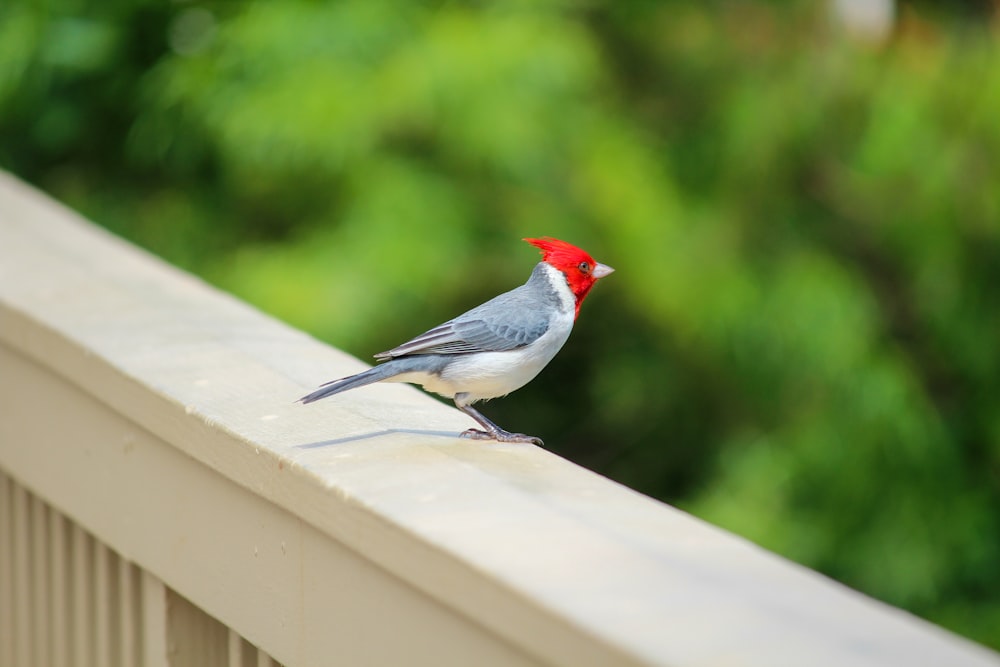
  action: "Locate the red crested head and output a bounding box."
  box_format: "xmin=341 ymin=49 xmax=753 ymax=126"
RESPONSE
xmin=524 ymin=237 xmax=614 ymax=318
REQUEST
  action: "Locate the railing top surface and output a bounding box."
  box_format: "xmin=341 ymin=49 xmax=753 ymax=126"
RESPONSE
xmin=1 ymin=170 xmax=996 ymax=667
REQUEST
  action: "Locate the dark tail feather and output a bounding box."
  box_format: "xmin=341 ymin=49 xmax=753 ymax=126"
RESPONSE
xmin=298 ymin=363 xmax=404 ymax=404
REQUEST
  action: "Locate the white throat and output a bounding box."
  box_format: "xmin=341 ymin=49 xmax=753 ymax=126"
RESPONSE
xmin=539 ymin=262 xmax=576 ymax=316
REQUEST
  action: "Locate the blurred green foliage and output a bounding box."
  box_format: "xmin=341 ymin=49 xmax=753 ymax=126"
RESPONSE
xmin=2 ymin=0 xmax=999 ymax=650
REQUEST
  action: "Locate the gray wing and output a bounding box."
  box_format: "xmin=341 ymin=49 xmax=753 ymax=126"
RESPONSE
xmin=374 ymin=286 xmax=552 ymax=360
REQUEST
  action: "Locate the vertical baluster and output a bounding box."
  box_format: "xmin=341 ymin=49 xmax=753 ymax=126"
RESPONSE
xmin=50 ymin=508 xmax=70 ymax=667
xmin=228 ymin=629 xmax=244 ymax=667
xmin=141 ymin=571 xmax=170 ymax=667
xmin=12 ymin=481 xmax=31 ymax=667
xmin=94 ymin=541 xmax=112 ymax=666
xmin=72 ymin=523 xmax=93 ymax=667
xmin=119 ymin=558 xmax=139 ymax=667
xmin=31 ymin=495 xmax=51 ymax=666
xmin=0 ymin=473 xmax=14 ymax=667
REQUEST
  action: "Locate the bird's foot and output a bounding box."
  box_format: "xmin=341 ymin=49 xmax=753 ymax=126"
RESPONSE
xmin=460 ymin=428 xmax=543 ymax=447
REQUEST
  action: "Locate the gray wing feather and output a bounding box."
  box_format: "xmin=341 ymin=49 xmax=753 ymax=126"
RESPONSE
xmin=374 ymin=284 xmax=553 ymax=360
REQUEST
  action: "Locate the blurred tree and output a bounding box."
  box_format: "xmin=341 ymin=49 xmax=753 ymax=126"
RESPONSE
xmin=1 ymin=0 xmax=998 ymax=650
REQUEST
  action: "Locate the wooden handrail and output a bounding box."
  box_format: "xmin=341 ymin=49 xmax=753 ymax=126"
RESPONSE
xmin=0 ymin=170 xmax=997 ymax=667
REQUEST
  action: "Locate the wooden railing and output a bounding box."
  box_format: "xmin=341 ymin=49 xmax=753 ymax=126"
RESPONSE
xmin=1 ymin=170 xmax=997 ymax=667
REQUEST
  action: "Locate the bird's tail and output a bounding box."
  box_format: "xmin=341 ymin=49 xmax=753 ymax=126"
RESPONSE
xmin=298 ymin=357 xmax=437 ymax=404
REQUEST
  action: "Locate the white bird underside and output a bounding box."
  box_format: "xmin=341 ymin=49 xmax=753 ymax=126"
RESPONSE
xmin=379 ymin=262 xmax=576 ymax=402
xmin=391 ymin=324 xmax=573 ymax=401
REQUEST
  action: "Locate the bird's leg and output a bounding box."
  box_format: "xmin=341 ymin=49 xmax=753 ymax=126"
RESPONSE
xmin=453 ymin=394 xmax=543 ymax=446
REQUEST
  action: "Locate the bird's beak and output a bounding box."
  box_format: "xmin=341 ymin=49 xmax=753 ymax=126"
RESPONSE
xmin=592 ymin=262 xmax=614 ymax=279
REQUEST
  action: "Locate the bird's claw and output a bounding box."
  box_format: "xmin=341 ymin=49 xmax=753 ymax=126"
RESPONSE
xmin=460 ymin=428 xmax=493 ymax=441
xmin=460 ymin=428 xmax=543 ymax=446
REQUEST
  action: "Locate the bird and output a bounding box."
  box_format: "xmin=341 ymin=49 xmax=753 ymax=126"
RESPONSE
xmin=299 ymin=237 xmax=614 ymax=445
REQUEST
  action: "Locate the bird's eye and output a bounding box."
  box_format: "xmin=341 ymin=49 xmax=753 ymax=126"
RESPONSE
xmin=578 ymin=261 xmax=591 ymax=274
